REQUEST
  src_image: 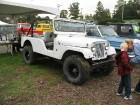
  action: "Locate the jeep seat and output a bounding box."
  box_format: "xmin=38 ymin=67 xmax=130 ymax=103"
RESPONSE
xmin=44 ymin=31 xmax=54 ymax=47
xmin=33 ymin=33 xmax=41 ymax=38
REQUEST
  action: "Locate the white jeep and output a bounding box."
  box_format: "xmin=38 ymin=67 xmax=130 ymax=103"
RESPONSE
xmin=21 ymin=18 xmax=116 ymax=85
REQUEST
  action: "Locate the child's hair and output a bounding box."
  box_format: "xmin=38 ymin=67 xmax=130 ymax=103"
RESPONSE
xmin=120 ymin=42 xmax=128 ymax=50
xmin=125 ymin=39 xmax=133 ymax=45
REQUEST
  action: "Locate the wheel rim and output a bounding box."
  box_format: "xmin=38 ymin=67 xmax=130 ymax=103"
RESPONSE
xmin=68 ymin=64 xmax=79 ymax=78
xmin=25 ymin=51 xmax=30 ymax=61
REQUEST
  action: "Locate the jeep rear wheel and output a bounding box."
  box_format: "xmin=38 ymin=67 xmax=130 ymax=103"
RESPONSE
xmin=63 ymin=55 xmax=90 ymax=85
xmin=98 ymin=56 xmax=115 ymax=75
xmin=23 ymin=46 xmax=37 ymax=65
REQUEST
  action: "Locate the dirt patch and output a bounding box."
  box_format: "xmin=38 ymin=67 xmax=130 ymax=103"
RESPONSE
xmin=1 ymin=66 xmax=140 ymax=105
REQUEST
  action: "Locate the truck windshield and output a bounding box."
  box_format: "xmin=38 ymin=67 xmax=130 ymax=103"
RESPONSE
xmin=19 ymin=23 xmax=31 ymax=28
xmin=99 ymin=27 xmax=118 ymax=37
xmin=54 ymin=20 xmax=85 ymax=32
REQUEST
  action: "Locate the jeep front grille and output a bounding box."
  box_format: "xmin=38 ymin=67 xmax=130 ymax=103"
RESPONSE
xmin=95 ymin=43 xmax=105 ymax=58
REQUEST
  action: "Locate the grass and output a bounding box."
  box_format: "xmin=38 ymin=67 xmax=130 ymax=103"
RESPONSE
xmin=124 ymin=19 xmax=140 ymax=23
xmin=0 ymin=53 xmax=139 ymax=105
xmin=0 ymin=53 xmax=63 ymax=104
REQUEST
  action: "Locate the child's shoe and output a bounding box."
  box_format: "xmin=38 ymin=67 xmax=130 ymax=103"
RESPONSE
xmin=124 ymin=95 xmax=132 ymax=100
xmin=116 ymin=92 xmax=124 ymax=96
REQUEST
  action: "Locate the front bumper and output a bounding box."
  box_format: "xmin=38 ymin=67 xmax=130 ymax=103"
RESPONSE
xmin=92 ymin=59 xmax=114 ymax=68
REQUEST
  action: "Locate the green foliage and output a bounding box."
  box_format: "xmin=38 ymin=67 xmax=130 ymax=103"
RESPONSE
xmin=0 ymin=16 xmax=10 ymax=23
xmin=98 ymin=18 xmax=124 ymax=25
xmin=18 ymin=15 xmax=37 ymax=24
xmin=85 ymin=14 xmax=94 ymax=21
xmin=60 ymin=10 xmax=68 ymax=18
xmin=113 ymin=0 xmax=140 ymax=20
xmin=124 ymin=19 xmax=140 ymax=22
xmin=94 ymin=1 xmax=104 ymax=21
xmin=94 ymin=1 xmax=111 ymax=22
xmin=68 ymin=2 xmax=80 ymax=20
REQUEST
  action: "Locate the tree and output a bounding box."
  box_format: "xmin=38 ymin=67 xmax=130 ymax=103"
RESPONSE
xmin=113 ymin=0 xmax=140 ymax=20
xmin=115 ymin=0 xmax=125 ymax=10
xmin=0 ymin=16 xmax=10 ymax=23
xmin=103 ymin=9 xmax=111 ymax=18
xmin=94 ymin=1 xmax=104 ymax=21
xmin=18 ymin=14 xmax=37 ymax=23
xmin=36 ymin=16 xmax=41 ymax=20
xmin=94 ymin=1 xmax=111 ymax=22
xmin=44 ymin=16 xmax=51 ymax=20
xmin=68 ymin=2 xmax=80 ymax=19
xmin=85 ymin=14 xmax=94 ymax=22
xmin=60 ymin=9 xmax=68 ymax=18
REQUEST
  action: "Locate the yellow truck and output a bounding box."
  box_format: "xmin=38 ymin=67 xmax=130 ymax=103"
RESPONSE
xmin=36 ymin=23 xmax=53 ymax=33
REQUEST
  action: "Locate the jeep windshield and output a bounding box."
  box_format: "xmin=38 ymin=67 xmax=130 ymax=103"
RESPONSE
xmin=54 ymin=20 xmax=85 ymax=32
xmin=99 ymin=27 xmax=118 ymax=37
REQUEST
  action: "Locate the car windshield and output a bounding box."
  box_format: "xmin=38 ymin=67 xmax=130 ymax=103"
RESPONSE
xmin=86 ymin=27 xmax=101 ymax=36
xmin=99 ymin=27 xmax=118 ymax=37
xmin=54 ymin=20 xmax=85 ymax=32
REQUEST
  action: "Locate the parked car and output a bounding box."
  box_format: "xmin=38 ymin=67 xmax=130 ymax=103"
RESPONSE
xmin=21 ymin=18 xmax=116 ymax=85
xmin=86 ymin=24 xmax=126 ymax=50
xmin=36 ymin=23 xmax=53 ymax=33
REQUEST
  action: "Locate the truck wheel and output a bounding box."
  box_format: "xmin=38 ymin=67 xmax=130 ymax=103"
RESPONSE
xmin=23 ymin=46 xmax=37 ymax=65
xmin=63 ymin=55 xmax=90 ymax=85
xmin=99 ymin=56 xmax=115 ymax=75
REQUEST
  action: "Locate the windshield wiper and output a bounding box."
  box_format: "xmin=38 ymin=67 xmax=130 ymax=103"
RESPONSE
xmin=112 ymin=35 xmax=119 ymax=37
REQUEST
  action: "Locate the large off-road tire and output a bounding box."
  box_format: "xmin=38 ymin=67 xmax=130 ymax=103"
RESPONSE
xmin=98 ymin=56 xmax=115 ymax=75
xmin=23 ymin=46 xmax=37 ymax=65
xmin=63 ymin=55 xmax=90 ymax=85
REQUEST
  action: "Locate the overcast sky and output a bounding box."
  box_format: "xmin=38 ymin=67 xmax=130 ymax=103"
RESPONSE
xmin=8 ymin=0 xmax=118 ymax=18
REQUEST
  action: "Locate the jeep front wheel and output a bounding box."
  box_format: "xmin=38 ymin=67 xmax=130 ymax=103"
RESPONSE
xmin=23 ymin=46 xmax=37 ymax=65
xmin=63 ymin=55 xmax=90 ymax=85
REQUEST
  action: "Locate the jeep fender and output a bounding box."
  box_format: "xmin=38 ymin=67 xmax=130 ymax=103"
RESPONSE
xmin=21 ymin=36 xmax=47 ymax=55
xmin=61 ymin=47 xmax=98 ymax=59
xmin=107 ymin=46 xmax=116 ymax=55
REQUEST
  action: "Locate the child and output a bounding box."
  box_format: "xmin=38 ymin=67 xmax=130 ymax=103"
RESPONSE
xmin=115 ymin=42 xmax=134 ymax=100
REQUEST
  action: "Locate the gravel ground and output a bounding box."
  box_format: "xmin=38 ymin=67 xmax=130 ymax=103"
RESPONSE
xmin=1 ymin=48 xmax=139 ymax=105
xmin=3 ymin=66 xmax=139 ymax=105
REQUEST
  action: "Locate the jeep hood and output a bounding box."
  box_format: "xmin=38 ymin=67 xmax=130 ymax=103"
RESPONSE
xmin=59 ymin=36 xmax=107 ymax=48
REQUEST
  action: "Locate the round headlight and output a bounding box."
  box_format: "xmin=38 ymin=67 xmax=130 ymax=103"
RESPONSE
xmin=91 ymin=44 xmax=96 ymax=52
xmin=105 ymin=46 xmax=109 ymax=50
xmin=105 ymin=42 xmax=109 ymax=50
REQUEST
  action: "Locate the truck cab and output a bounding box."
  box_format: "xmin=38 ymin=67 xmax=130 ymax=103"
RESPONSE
xmin=17 ymin=23 xmax=43 ymax=35
xmin=107 ymin=22 xmax=140 ymax=39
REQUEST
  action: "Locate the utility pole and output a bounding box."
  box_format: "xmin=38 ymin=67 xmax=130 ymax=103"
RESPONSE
xmin=57 ymin=4 xmax=62 ymax=10
xmin=121 ymin=2 xmax=125 ymax=21
xmin=81 ymin=8 xmax=83 ymax=15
